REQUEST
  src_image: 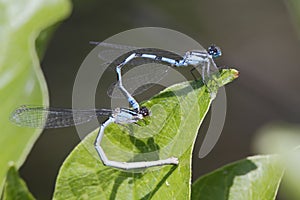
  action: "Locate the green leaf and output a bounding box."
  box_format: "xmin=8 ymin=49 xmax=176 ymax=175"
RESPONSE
xmin=35 ymin=24 xmax=61 ymax=60
xmin=0 ymin=0 xmax=71 ymax=195
xmin=286 ymin=0 xmax=300 ymax=37
xmin=191 ymin=155 xmax=284 ymax=200
xmin=3 ymin=163 xmax=35 ymax=200
xmin=253 ymin=123 xmax=300 ymax=200
xmin=253 ymin=123 xmax=300 ymax=154
xmin=53 ymin=69 xmax=238 ymax=200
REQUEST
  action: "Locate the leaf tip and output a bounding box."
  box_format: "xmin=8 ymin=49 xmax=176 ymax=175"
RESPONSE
xmin=231 ymin=68 xmax=239 ymax=79
xmin=214 ymin=68 xmax=239 ymax=87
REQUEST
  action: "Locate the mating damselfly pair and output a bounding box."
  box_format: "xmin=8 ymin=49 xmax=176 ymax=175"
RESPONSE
xmin=10 ymin=42 xmax=223 ymax=170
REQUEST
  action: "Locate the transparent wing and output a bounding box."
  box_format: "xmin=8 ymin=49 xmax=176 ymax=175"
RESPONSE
xmin=90 ymin=41 xmax=138 ymax=50
xmin=10 ymin=105 xmax=112 ymax=128
xmin=105 ymin=48 xmax=183 ymax=98
xmin=105 ymin=48 xmax=183 ymax=67
xmin=91 ymin=41 xmax=183 ymax=68
xmin=107 ymin=63 xmax=170 ymax=98
xmin=90 ymin=41 xmax=138 ymax=64
xmin=108 ymin=82 xmax=158 ymax=97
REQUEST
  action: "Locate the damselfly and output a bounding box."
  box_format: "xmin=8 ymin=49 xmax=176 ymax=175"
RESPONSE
xmin=91 ymin=42 xmax=222 ymax=111
xmin=10 ymin=105 xmax=178 ymax=170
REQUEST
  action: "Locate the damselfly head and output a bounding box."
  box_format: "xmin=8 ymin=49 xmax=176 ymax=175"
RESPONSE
xmin=208 ymin=45 xmax=222 ymax=58
xmin=139 ymin=106 xmax=150 ymax=117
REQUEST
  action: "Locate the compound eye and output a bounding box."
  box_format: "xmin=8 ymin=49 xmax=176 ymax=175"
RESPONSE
xmin=139 ymin=106 xmax=150 ymax=117
xmin=208 ymin=45 xmax=222 ymax=58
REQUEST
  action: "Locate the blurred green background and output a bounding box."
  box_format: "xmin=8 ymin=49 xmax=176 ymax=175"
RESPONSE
xmin=18 ymin=0 xmax=300 ymax=199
